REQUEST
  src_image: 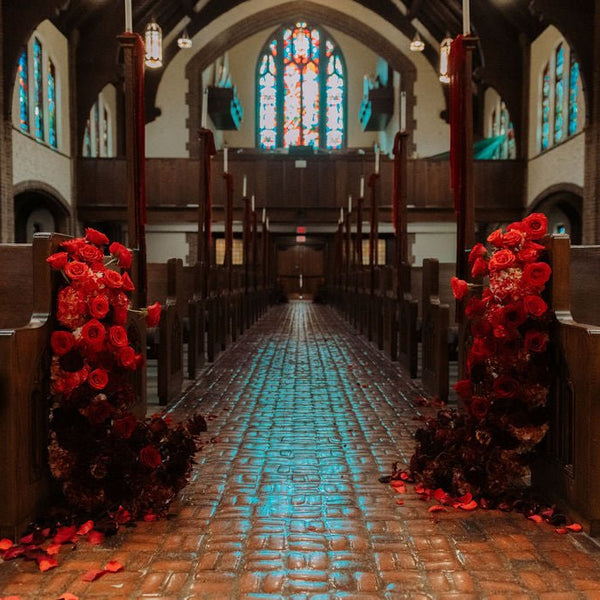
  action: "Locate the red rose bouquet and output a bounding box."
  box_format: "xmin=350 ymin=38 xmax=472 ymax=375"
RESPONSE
xmin=46 ymin=229 xmax=206 ymax=520
xmin=408 ymin=213 xmax=552 ymax=503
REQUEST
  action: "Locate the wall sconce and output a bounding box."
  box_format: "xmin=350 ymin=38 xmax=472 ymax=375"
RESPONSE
xmin=144 ymin=19 xmax=163 ymax=68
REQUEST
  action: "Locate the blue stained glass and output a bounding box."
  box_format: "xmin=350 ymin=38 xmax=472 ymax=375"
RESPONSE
xmin=325 ymin=53 xmax=344 ymax=149
xmin=93 ymin=101 xmax=100 ymax=157
xmin=554 ymin=44 xmax=564 ymax=143
xmin=569 ymin=60 xmax=580 ymax=136
xmin=541 ymin=65 xmax=550 ymax=151
xmin=18 ymin=49 xmax=29 ymax=132
xmin=83 ymin=120 xmax=91 ymax=157
xmin=48 ymin=58 xmax=57 ymax=148
xmin=33 ymin=38 xmax=44 ymax=140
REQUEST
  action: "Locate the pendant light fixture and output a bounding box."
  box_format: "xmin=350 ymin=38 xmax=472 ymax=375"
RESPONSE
xmin=439 ymin=35 xmax=452 ymax=84
xmin=144 ymin=19 xmax=163 ymax=68
xmin=409 ymin=32 xmax=425 ymax=52
xmin=177 ymin=29 xmax=192 ymax=49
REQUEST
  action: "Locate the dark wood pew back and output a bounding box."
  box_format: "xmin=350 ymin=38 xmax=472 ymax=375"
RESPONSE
xmin=569 ymin=245 xmax=600 ymax=326
xmin=0 ymin=245 xmax=34 ymax=329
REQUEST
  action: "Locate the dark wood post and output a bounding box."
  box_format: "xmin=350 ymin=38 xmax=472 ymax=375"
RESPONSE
xmin=356 ymin=196 xmax=363 ymax=268
xmin=393 ymin=131 xmax=410 ymax=294
xmin=252 ymin=203 xmax=258 ymax=290
xmin=243 ymin=195 xmax=251 ymax=293
xmin=368 ymin=173 xmax=380 ymax=292
xmin=197 ymin=128 xmax=215 ymax=298
xmin=223 ymin=172 xmax=234 ymax=291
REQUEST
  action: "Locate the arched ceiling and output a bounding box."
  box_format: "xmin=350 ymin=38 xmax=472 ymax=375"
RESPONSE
xmin=2 ymin=0 xmax=595 ymax=143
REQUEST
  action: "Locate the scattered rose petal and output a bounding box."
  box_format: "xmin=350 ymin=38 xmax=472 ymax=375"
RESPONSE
xmin=458 ymin=500 xmax=478 ymax=511
xmin=528 ymin=514 xmax=543 ymax=523
xmin=400 ymin=472 xmax=410 ymax=481
xmin=38 ymin=557 xmax=58 ymax=572
xmin=82 ymin=569 xmax=107 ymax=582
xmin=104 ymin=560 xmax=124 ymax=573
xmin=395 ymin=499 xmax=404 ymax=505
xmin=143 ymin=512 xmax=158 ymax=522
xmin=59 ymin=594 xmax=79 ymax=600
xmin=76 ymin=521 xmax=94 ymax=536
xmin=19 ymin=533 xmax=34 ymax=544
xmin=567 ymin=523 xmax=583 ymax=532
xmin=0 ymin=538 xmax=13 ymax=551
xmin=2 ymin=546 xmax=25 ymax=560
xmin=87 ymin=531 xmax=104 ymax=545
xmin=428 ymin=505 xmax=447 ymax=513
xmin=46 ymin=544 xmax=62 ymax=555
xmin=555 ymin=528 xmax=568 ymax=535
xmin=54 ymin=526 xmax=77 ymax=545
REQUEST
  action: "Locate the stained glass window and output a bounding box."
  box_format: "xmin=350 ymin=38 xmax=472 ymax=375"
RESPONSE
xmin=257 ymin=23 xmax=345 ymax=150
xmin=33 ymin=38 xmax=44 ymax=140
xmin=48 ymin=58 xmax=57 ymax=148
xmin=18 ymin=49 xmax=29 ymax=132
xmin=554 ymin=44 xmax=564 ymax=144
xmin=541 ymin=63 xmax=550 ymax=151
xmin=569 ymin=57 xmax=580 ymax=136
xmin=93 ymin=101 xmax=100 ymax=157
xmin=83 ymin=120 xmax=91 ymax=157
xmin=102 ymin=107 xmax=109 ymax=156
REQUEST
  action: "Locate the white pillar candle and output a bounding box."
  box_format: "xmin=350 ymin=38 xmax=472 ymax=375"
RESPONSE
xmin=375 ymin=145 xmax=380 ymax=174
xmin=463 ymin=0 xmax=470 ymax=35
xmin=124 ymin=0 xmax=132 ymax=32
xmin=348 ymin=194 xmax=352 ymax=213
xmin=400 ymin=91 xmax=407 ymax=131
xmin=201 ymin=88 xmax=208 ymax=128
xmin=360 ymin=176 xmax=365 ymax=198
xmin=223 ymin=146 xmax=228 ymax=173
xmin=266 ymin=217 xmax=269 ymax=230
xmin=251 ymin=194 xmax=255 ymax=212
xmin=262 ymin=208 xmax=266 ymax=223
xmin=243 ymin=175 xmax=247 ymax=197
xmin=340 ymin=207 xmax=344 ymax=223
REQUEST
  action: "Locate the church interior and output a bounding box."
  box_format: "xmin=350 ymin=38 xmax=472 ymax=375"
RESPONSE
xmin=1 ymin=0 xmax=600 ymax=597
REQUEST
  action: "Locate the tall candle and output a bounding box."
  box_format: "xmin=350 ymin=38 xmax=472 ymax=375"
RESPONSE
xmin=251 ymin=194 xmax=255 ymax=212
xmin=201 ymin=88 xmax=208 ymax=128
xmin=262 ymin=208 xmax=266 ymax=223
xmin=223 ymin=146 xmax=228 ymax=173
xmin=340 ymin=207 xmax=344 ymax=223
xmin=266 ymin=217 xmax=269 ymax=230
xmin=243 ymin=175 xmax=247 ymax=197
xmin=375 ymin=145 xmax=380 ymax=174
xmin=400 ymin=91 xmax=407 ymax=131
xmin=348 ymin=194 xmax=352 ymax=213
xmin=124 ymin=0 xmax=132 ymax=32
xmin=462 ymin=0 xmax=470 ymax=35
xmin=360 ymin=176 xmax=365 ymax=198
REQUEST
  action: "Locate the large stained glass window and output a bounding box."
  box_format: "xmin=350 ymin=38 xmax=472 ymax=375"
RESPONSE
xmin=48 ymin=58 xmax=57 ymax=148
xmin=33 ymin=38 xmax=44 ymax=140
xmin=554 ymin=44 xmax=564 ymax=144
xmin=569 ymin=57 xmax=580 ymax=136
xmin=541 ymin=63 xmax=550 ymax=151
xmin=257 ymin=23 xmax=345 ymax=150
xmin=18 ymin=49 xmax=29 ymax=132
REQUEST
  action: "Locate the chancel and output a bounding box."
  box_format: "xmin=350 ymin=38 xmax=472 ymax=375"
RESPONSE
xmin=1 ymin=0 xmax=600 ymax=597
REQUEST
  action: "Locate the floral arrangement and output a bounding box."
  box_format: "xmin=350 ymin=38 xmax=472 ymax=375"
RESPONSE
xmin=45 ymin=229 xmax=206 ymax=520
xmin=407 ymin=213 xmax=552 ymax=504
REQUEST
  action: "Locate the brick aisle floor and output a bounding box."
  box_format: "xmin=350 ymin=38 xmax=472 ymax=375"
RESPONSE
xmin=3 ymin=301 xmax=600 ymax=599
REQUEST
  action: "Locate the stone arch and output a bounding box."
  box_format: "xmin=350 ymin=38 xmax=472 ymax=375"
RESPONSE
xmin=530 ymin=183 xmax=583 ymax=244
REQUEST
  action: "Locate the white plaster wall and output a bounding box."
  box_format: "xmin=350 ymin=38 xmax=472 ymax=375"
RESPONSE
xmin=146 ymin=0 xmax=448 ymax=158
xmin=408 ymin=222 xmax=456 ymax=265
xmin=146 ymin=224 xmax=193 ymax=264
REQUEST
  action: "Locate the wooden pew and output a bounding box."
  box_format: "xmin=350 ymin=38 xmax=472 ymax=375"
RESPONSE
xmin=147 ymin=259 xmax=184 ymax=405
xmin=0 ymin=233 xmax=68 ymax=537
xmin=398 ymin=263 xmax=421 ymax=378
xmin=533 ymin=235 xmax=600 ymax=534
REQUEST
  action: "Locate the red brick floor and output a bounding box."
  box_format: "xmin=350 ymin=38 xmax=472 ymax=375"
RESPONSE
xmin=2 ymin=301 xmax=600 ymax=599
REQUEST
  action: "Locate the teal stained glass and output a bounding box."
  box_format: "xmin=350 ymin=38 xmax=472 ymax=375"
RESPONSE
xmin=18 ymin=49 xmax=29 ymax=132
xmin=257 ymin=23 xmax=345 ymax=150
xmin=83 ymin=120 xmax=91 ymax=157
xmin=541 ymin=64 xmax=550 ymax=151
xmin=554 ymin=44 xmax=564 ymax=143
xmin=33 ymin=38 xmax=44 ymax=140
xmin=48 ymin=58 xmax=57 ymax=148
xmin=569 ymin=59 xmax=579 ymax=136
xmin=93 ymin=101 xmax=100 ymax=157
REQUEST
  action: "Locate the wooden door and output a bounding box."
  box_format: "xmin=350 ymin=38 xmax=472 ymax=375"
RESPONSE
xmin=277 ymin=245 xmax=324 ymax=299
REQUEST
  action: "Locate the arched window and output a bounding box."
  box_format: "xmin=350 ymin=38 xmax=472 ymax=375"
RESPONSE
xmin=568 ymin=56 xmax=580 ymax=136
xmin=257 ymin=22 xmax=346 ymax=150
xmin=48 ymin=58 xmax=57 ymax=148
xmin=541 ymin=63 xmax=551 ymax=151
xmin=18 ymin=49 xmax=29 ymax=133
xmin=33 ymin=38 xmax=44 ymax=141
xmin=82 ymin=93 xmax=114 ymax=158
xmin=554 ymin=44 xmax=564 ymax=144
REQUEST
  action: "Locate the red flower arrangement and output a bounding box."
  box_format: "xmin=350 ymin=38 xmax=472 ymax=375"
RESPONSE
xmin=45 ymin=229 xmax=207 ymax=519
xmin=408 ymin=213 xmax=553 ymax=503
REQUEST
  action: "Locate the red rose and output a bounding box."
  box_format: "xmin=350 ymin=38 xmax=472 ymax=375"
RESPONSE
xmin=139 ymin=445 xmax=162 ymax=469
xmin=471 ymin=257 xmax=488 ymax=278
xmin=450 ymin=277 xmax=468 ymax=300
xmin=517 ymin=247 xmax=540 ymax=263
xmin=454 ymin=379 xmax=472 ymax=400
xmin=501 ymin=301 xmax=527 ymax=328
xmin=502 ymin=229 xmax=525 ymax=248
xmin=112 ymin=292 xmax=130 ymax=309
xmin=523 ymin=294 xmax=548 ymax=317
xmin=121 ymin=272 xmax=135 ymax=291
xmin=113 ymin=306 xmax=128 ymax=325
xmin=60 ymin=238 xmax=86 ymax=256
xmin=81 ymin=319 xmax=106 ymax=350
xmin=522 ymin=262 xmax=551 ymax=290
xmin=89 ymin=295 xmax=110 ymax=319
xmin=85 ymin=228 xmax=110 ymax=246
xmin=88 ymin=368 xmax=109 ymax=390
xmin=51 ymin=330 xmax=76 ymax=356
xmin=470 ymin=396 xmax=489 ymax=420
xmin=103 ymin=270 xmax=123 ymax=289
xmin=64 ymin=260 xmax=91 ymax=280
xmin=471 ymin=318 xmax=492 ymax=338
xmin=521 ymin=213 xmax=548 ymax=240
xmin=524 ymin=330 xmax=549 ymax=353
xmin=108 ymin=325 xmax=128 ymax=348
xmin=468 ymin=243 xmax=487 ymax=263
xmin=46 ymin=252 xmax=69 ymax=270
xmin=468 ymin=338 xmax=493 ymax=365
xmin=487 ymin=229 xmax=504 ymax=247
xmin=146 ymin=302 xmax=162 ymax=327
xmin=113 ymin=413 xmax=137 ymax=438
xmin=57 ymin=286 xmax=87 ymax=329
xmin=83 ymin=397 xmax=113 ymax=424
xmin=78 ymin=244 xmax=104 ymax=264
xmin=493 ymin=375 xmax=519 ymax=399
xmin=488 ymin=249 xmax=516 ymax=272
xmin=116 ymin=346 xmax=137 ymax=369
xmin=465 ymin=297 xmax=488 ymax=319
xmin=109 ymin=242 xmax=132 ymax=269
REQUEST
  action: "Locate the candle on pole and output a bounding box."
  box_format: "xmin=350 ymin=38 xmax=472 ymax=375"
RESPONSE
xmin=262 ymin=208 xmax=266 ymax=223
xmin=360 ymin=176 xmax=365 ymax=198
xmin=251 ymin=194 xmax=255 ymax=212
xmin=374 ymin=144 xmax=380 ymax=174
xmin=400 ymin=91 xmax=407 ymax=131
xmin=223 ymin=145 xmax=228 ymax=173
xmin=243 ymin=174 xmax=247 ymax=197
xmin=462 ymin=0 xmax=470 ymax=35
xmin=201 ymin=88 xmax=208 ymax=128
xmin=340 ymin=207 xmax=344 ymax=223
xmin=348 ymin=194 xmax=352 ymax=213
xmin=124 ymin=0 xmax=132 ymax=32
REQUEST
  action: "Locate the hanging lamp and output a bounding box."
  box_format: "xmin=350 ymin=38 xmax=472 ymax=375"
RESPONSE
xmin=177 ymin=29 xmax=192 ymax=49
xmin=144 ymin=19 xmax=163 ymax=68
xmin=439 ymin=35 xmax=452 ymax=84
xmin=409 ymin=32 xmax=425 ymax=52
